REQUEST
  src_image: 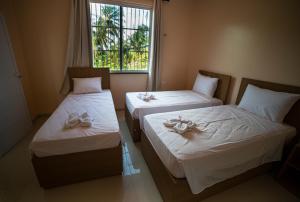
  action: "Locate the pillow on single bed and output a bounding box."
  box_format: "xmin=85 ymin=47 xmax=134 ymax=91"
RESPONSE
xmin=73 ymin=77 xmax=102 ymax=94
xmin=192 ymin=73 xmax=218 ymax=97
xmin=238 ymin=84 xmax=300 ymax=122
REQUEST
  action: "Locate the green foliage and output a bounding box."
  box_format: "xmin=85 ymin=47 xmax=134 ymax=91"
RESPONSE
xmin=128 ymin=25 xmax=149 ymax=52
xmin=92 ymin=5 xmax=150 ymax=71
xmin=93 ymin=6 xmax=119 ymax=50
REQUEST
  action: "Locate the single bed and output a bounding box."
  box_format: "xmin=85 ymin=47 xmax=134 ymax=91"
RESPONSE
xmin=125 ymin=70 xmax=231 ymax=142
xmin=30 ymin=67 xmax=122 ymax=188
xmin=141 ymin=78 xmax=300 ymax=202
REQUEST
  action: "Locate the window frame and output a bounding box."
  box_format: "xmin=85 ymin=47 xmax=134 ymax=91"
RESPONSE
xmin=89 ymin=2 xmax=152 ymax=74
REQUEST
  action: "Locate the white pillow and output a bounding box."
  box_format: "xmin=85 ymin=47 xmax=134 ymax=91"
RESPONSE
xmin=73 ymin=77 xmax=102 ymax=94
xmin=192 ymin=73 xmax=219 ymax=97
xmin=238 ymin=84 xmax=299 ymax=122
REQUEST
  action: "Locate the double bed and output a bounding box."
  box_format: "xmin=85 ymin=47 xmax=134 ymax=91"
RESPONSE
xmin=30 ymin=68 xmax=122 ymax=188
xmin=125 ymin=70 xmax=231 ymax=142
xmin=141 ymin=78 xmax=300 ymax=202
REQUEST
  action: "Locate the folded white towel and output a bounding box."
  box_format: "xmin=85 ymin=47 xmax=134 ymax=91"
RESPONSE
xmin=173 ymin=122 xmax=189 ymax=134
xmin=163 ymin=116 xmax=192 ymax=127
xmin=64 ymin=113 xmax=80 ymax=129
xmin=79 ymin=112 xmax=92 ymax=127
xmin=163 ymin=119 xmax=178 ymax=127
xmin=64 ymin=112 xmax=93 ymax=129
xmin=137 ymin=92 xmax=156 ymax=102
xmin=163 ymin=116 xmax=200 ymax=135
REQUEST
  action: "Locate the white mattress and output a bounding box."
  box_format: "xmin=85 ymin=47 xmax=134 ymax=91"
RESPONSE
xmin=126 ymin=90 xmax=222 ymax=128
xmin=30 ymin=90 xmax=120 ymax=157
xmin=143 ymin=105 xmax=296 ymax=194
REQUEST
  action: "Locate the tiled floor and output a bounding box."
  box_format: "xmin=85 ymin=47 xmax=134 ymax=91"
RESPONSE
xmin=0 ymin=111 xmax=299 ymax=202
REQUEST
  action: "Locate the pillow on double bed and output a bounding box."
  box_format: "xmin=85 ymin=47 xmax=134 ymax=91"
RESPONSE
xmin=73 ymin=77 xmax=102 ymax=94
xmin=192 ymin=73 xmax=219 ymax=97
xmin=238 ymin=84 xmax=299 ymax=122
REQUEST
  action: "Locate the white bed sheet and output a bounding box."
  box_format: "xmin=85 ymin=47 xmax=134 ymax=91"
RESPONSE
xmin=126 ymin=90 xmax=222 ymax=128
xmin=143 ymin=105 xmax=296 ymax=194
xmin=30 ymin=90 xmax=120 ymax=157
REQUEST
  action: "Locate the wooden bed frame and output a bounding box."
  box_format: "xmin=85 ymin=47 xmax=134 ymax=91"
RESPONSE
xmin=141 ymin=78 xmax=300 ymax=202
xmin=31 ymin=67 xmax=123 ymax=189
xmin=125 ymin=70 xmax=231 ymax=142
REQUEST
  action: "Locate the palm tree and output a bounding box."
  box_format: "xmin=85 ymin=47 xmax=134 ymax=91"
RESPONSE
xmin=129 ymin=25 xmax=149 ymax=52
xmin=92 ymin=6 xmax=149 ymax=69
xmin=123 ymin=25 xmax=149 ymax=69
xmin=92 ymin=5 xmax=120 ymax=68
xmin=93 ymin=6 xmax=120 ymax=50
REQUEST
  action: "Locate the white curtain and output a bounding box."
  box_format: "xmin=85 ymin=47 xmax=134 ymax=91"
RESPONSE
xmin=147 ymin=0 xmax=162 ymax=91
xmin=60 ymin=0 xmax=92 ymax=94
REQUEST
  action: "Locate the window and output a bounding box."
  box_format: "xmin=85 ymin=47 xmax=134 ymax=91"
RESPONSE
xmin=90 ymin=3 xmax=151 ymax=73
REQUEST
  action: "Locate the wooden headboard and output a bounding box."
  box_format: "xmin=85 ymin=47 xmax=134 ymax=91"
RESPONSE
xmin=236 ymin=78 xmax=300 ymax=143
xmin=68 ymin=67 xmax=110 ymax=90
xmin=199 ymin=70 xmax=231 ymax=103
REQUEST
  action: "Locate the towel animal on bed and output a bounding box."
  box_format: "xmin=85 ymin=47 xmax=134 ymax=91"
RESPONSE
xmin=137 ymin=92 xmax=156 ymax=102
xmin=163 ymin=116 xmax=200 ymax=135
xmin=64 ymin=112 xmax=93 ymax=129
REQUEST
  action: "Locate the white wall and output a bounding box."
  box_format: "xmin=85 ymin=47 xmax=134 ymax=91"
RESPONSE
xmin=111 ymin=74 xmax=147 ymax=109
xmin=187 ymin=0 xmax=300 ymax=103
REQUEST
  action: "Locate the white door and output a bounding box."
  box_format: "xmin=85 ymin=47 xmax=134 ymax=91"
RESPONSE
xmin=0 ymin=15 xmax=32 ymax=157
